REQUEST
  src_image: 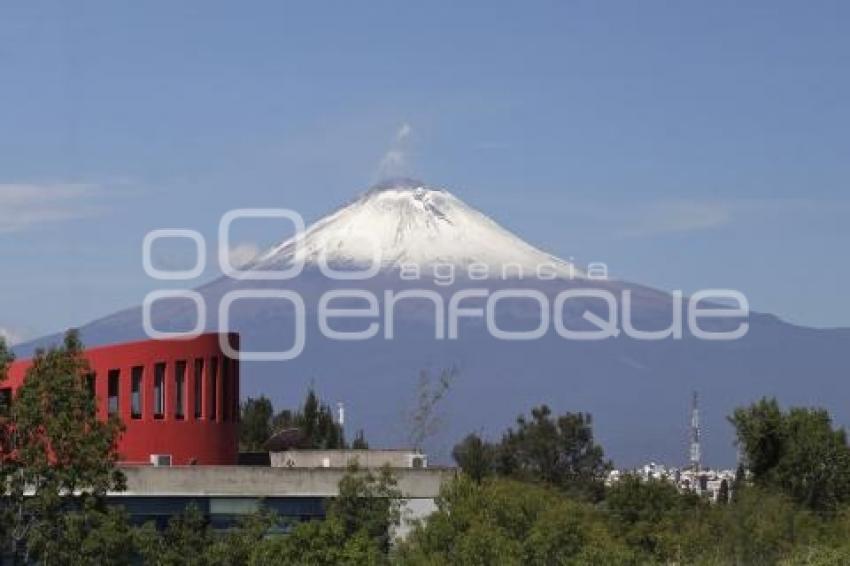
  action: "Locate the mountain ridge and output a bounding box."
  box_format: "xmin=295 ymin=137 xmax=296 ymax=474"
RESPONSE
xmin=11 ymin=180 xmax=850 ymax=468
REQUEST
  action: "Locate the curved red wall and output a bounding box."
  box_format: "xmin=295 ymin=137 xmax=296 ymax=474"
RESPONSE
xmin=6 ymin=333 xmax=239 ymax=465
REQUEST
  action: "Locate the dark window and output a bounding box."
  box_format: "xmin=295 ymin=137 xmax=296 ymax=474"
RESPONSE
xmin=232 ymin=360 xmax=239 ymax=423
xmin=154 ymin=363 xmax=166 ymax=419
xmin=131 ymin=366 xmax=143 ymax=419
xmin=194 ymin=359 xmax=204 ymax=419
xmin=209 ymin=357 xmax=218 ymax=421
xmin=85 ymin=372 xmax=96 ymax=399
xmin=175 ymin=361 xmax=186 ymax=420
xmin=108 ymin=370 xmax=120 ymax=416
xmin=0 ymin=387 xmax=11 ymax=414
xmin=222 ymin=359 xmax=230 ymax=422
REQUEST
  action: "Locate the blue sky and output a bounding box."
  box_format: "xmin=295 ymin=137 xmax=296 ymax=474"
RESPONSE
xmin=0 ymin=0 xmax=848 ymax=343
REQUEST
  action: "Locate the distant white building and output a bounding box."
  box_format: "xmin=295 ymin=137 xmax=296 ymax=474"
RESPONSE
xmin=608 ymin=462 xmax=737 ymax=503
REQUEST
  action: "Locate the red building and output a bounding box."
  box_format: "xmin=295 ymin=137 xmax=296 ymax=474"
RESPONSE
xmin=6 ymin=333 xmax=239 ymax=465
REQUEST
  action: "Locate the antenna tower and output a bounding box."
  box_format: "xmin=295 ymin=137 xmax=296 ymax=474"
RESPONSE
xmin=690 ymin=391 xmax=701 ymax=473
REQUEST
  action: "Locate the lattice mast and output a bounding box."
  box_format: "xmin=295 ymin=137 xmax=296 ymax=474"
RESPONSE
xmin=690 ymin=391 xmax=701 ymax=473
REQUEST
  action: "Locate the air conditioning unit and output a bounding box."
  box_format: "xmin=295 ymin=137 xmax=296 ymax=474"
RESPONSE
xmin=150 ymin=454 xmax=172 ymax=467
xmin=408 ymin=454 xmax=427 ymax=469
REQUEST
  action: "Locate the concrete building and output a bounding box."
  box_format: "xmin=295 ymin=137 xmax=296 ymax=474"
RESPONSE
xmin=8 ymin=334 xmax=454 ymax=533
xmin=111 ymin=465 xmax=454 ymax=535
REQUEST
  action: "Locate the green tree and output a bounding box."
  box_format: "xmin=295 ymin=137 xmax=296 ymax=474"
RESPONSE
xmin=730 ymin=398 xmax=786 ymax=480
xmin=208 ymin=508 xmax=278 ymax=564
xmin=731 ymin=462 xmax=747 ymax=504
xmin=329 ymin=464 xmax=401 ymax=553
xmin=351 ymin=429 xmax=369 ymax=450
xmin=302 ymin=388 xmax=320 ymax=443
xmin=0 ymin=335 xmax=11 ymax=392
xmin=135 ymin=503 xmax=212 ymax=566
xmin=0 ymin=330 xmax=128 ymax=563
xmin=731 ymin=398 xmax=850 ymax=513
xmin=717 ymin=478 xmax=730 ymax=504
xmin=135 ymin=503 xmax=281 ymax=565
xmin=604 ymin=474 xmax=701 ymax=559
xmin=253 ymin=517 xmax=384 ymax=566
xmin=496 ymin=406 xmax=610 ymax=500
xmin=690 ymin=487 xmax=817 ymax=565
xmin=239 ymin=395 xmax=274 ymax=450
xmin=396 ymin=476 xmax=631 ymax=565
xmin=452 ymin=433 xmax=495 ymax=483
xmin=273 ymin=388 xmax=346 ymax=449
xmin=44 ymin=501 xmax=135 ymax=566
xmin=247 ymin=465 xmax=400 ymax=565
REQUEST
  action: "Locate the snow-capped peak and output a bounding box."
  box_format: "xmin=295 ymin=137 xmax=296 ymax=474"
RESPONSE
xmin=252 ymin=180 xmax=582 ymax=279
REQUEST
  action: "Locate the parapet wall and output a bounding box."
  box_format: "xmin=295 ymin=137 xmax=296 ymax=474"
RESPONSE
xmin=117 ymin=465 xmax=455 ymax=498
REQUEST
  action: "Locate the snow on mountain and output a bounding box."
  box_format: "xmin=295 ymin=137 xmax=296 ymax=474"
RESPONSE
xmin=251 ymin=178 xmax=583 ymax=279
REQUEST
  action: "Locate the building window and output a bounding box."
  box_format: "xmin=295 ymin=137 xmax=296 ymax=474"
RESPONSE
xmin=107 ymin=370 xmax=120 ymax=416
xmin=230 ymin=359 xmax=239 ymax=424
xmin=209 ymin=357 xmax=218 ymax=421
xmin=194 ymin=358 xmax=204 ymax=419
xmin=175 ymin=361 xmax=186 ymax=420
xmin=131 ymin=366 xmax=143 ymax=419
xmin=222 ymin=358 xmax=230 ymax=422
xmin=85 ymin=372 xmax=96 ymax=399
xmin=154 ymin=363 xmax=166 ymax=419
xmin=0 ymin=387 xmax=11 ymax=415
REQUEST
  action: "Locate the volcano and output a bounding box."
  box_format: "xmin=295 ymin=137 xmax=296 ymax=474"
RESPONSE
xmin=248 ymin=178 xmax=581 ymax=278
xmin=15 ymin=180 xmax=850 ymax=467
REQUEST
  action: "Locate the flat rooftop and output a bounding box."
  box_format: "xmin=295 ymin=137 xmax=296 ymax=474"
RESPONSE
xmin=115 ymin=465 xmax=456 ymax=499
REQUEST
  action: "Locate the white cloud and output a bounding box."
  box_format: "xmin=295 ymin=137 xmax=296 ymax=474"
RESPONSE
xmin=618 ymin=198 xmax=850 ymax=238
xmin=375 ymin=123 xmax=414 ymax=181
xmin=0 ymin=183 xmax=106 ymax=233
xmin=0 ymin=326 xmax=22 ymax=346
xmin=492 ymin=194 xmax=849 ymax=239
xmin=228 ymin=243 xmax=260 ymax=268
xmin=472 ymin=141 xmax=511 ymax=151
xmin=396 ymin=122 xmax=412 ymax=142
xmin=621 ymin=201 xmax=734 ymax=237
